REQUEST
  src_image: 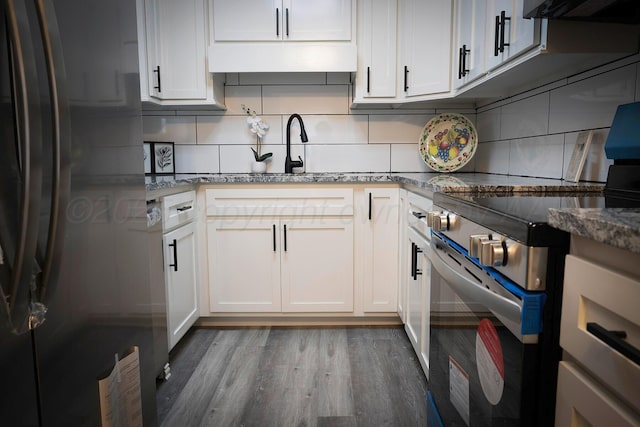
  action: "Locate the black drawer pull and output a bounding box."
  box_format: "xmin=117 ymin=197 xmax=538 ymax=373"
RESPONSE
xmin=176 ymin=205 xmax=191 ymax=212
xmin=587 ymin=322 xmax=640 ymax=366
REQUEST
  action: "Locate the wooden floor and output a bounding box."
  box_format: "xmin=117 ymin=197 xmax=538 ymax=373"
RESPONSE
xmin=156 ymin=326 xmax=428 ymax=426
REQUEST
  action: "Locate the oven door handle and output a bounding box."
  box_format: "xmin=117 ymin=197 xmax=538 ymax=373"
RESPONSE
xmin=430 ymin=240 xmax=522 ymax=326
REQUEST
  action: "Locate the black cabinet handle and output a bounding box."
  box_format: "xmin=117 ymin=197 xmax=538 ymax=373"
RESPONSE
xmin=176 ymin=205 xmax=191 ymax=212
xmin=283 ymin=224 xmax=287 ymax=252
xmin=276 ymin=8 xmax=279 ymax=36
xmin=411 ymin=211 xmax=426 ymax=219
xmin=494 ymin=15 xmax=500 ymax=56
xmin=587 ymin=322 xmax=640 ymax=365
xmin=286 ymin=8 xmax=289 ymax=36
xmin=153 ymin=65 xmax=161 ymax=92
xmin=403 ymin=66 xmax=409 ymax=92
xmin=368 ymin=193 xmax=372 ymax=220
xmin=168 ymin=239 xmax=177 ymax=272
xmin=410 ymin=242 xmax=417 ymax=280
xmin=461 ymin=45 xmax=470 ymax=77
xmin=273 ymin=224 xmax=276 ymax=252
xmin=499 ymin=11 xmax=510 ymax=53
xmin=367 ymin=66 xmax=370 ymax=93
xmin=458 ymin=47 xmax=463 ymax=79
xmin=411 ymin=242 xmax=423 ymax=280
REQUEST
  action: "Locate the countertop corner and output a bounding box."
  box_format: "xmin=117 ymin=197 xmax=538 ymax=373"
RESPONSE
xmin=548 ymin=208 xmax=640 ymax=255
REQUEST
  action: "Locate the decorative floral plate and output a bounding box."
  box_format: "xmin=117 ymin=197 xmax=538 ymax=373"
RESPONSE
xmin=418 ymin=113 xmax=478 ymax=172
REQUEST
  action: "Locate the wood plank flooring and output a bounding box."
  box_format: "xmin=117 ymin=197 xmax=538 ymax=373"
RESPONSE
xmin=156 ymin=327 xmax=428 ymax=426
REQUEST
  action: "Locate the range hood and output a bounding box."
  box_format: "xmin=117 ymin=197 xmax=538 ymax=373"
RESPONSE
xmin=524 ymin=0 xmax=640 ymax=23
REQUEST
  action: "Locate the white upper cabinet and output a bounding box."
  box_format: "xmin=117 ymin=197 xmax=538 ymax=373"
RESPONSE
xmin=212 ymin=0 xmax=352 ymax=41
xmin=209 ymin=0 xmax=357 ymax=72
xmin=354 ymin=0 xmax=397 ymax=100
xmin=453 ymin=0 xmax=487 ymax=89
xmin=212 ymin=0 xmax=279 ymax=41
xmin=141 ymin=0 xmax=225 ymax=106
xmin=484 ymin=0 xmax=536 ymax=71
xmin=286 ymin=0 xmax=352 ymax=41
xmin=353 ymin=0 xmax=453 ymax=104
xmin=398 ymin=0 xmax=453 ymax=98
xmin=453 ymin=0 xmax=639 ymax=97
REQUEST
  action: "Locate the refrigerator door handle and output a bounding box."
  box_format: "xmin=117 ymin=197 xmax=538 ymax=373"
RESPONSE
xmin=3 ymin=0 xmax=44 ymax=333
xmin=34 ymin=0 xmax=70 ymax=305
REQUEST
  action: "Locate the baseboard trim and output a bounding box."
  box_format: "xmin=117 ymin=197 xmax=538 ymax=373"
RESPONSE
xmin=195 ymin=315 xmax=402 ymax=328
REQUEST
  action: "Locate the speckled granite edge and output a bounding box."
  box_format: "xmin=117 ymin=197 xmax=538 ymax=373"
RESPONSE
xmin=146 ymin=172 xmax=605 ymax=194
xmin=548 ymin=208 xmax=640 ymax=255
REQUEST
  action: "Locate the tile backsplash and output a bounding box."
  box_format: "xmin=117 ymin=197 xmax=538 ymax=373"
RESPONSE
xmin=143 ymin=54 xmax=640 ymax=181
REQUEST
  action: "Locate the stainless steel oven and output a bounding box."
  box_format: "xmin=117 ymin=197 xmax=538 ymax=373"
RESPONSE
xmin=426 ymin=193 xmax=604 ymax=427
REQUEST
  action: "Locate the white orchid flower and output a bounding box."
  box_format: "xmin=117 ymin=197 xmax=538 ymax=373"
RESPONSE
xmin=241 ymin=104 xmax=273 ymax=162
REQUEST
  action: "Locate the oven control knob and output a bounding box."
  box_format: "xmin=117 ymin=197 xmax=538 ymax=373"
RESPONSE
xmin=426 ymin=211 xmax=440 ymax=228
xmin=430 ymin=212 xmax=449 ymax=231
xmin=480 ymin=240 xmax=507 ymax=267
xmin=469 ymin=234 xmax=490 ymax=258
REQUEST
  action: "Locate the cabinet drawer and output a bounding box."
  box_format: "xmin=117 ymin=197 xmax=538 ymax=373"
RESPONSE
xmin=205 ymin=188 xmax=354 ymax=217
xmin=556 ymin=361 xmax=640 ymax=426
xmin=163 ymin=190 xmax=196 ymax=230
xmin=560 ymin=255 xmax=640 ymax=413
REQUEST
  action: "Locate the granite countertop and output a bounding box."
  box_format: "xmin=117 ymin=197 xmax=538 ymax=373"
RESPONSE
xmin=548 ymin=208 xmax=640 ymax=255
xmin=147 ymin=172 xmax=640 ymax=252
xmin=145 ymin=172 xmax=603 ymax=194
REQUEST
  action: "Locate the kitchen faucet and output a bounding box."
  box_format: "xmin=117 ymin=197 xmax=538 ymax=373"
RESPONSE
xmin=285 ymin=113 xmax=308 ymax=173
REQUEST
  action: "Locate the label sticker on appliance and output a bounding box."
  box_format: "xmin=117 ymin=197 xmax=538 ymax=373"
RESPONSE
xmin=449 ymin=356 xmax=470 ymax=426
xmin=476 ymin=318 xmax=505 ymax=405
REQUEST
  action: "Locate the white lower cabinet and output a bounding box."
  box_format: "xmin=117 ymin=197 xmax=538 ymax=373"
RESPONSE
xmin=207 ymin=217 xmax=354 ymax=313
xmin=163 ymin=221 xmax=199 ymax=350
xmin=205 ymin=186 xmax=358 ymax=314
xmin=207 ymin=218 xmax=282 ymax=312
xmin=281 ymin=218 xmax=354 ymax=312
xmin=363 ymin=188 xmax=399 ymax=312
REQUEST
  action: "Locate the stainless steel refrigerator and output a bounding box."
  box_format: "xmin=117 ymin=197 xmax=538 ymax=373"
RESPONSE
xmin=0 ymin=0 xmax=158 ymax=425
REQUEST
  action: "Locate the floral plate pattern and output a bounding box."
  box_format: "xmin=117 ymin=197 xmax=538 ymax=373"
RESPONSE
xmin=418 ymin=113 xmax=478 ymax=172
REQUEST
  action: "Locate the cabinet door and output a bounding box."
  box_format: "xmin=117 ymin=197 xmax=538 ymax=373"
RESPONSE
xmin=281 ymin=218 xmax=354 ymax=312
xmin=485 ymin=0 xmax=537 ymax=71
xmin=453 ymin=0 xmax=487 ymax=89
xmin=405 ymin=237 xmax=430 ymax=378
xmin=146 ymin=0 xmax=207 ymax=100
xmin=164 ymin=223 xmax=199 ymax=350
xmin=212 ymin=0 xmax=280 ymax=41
xmin=363 ymin=188 xmax=399 ymax=312
xmin=405 ymin=240 xmax=422 ymax=350
xmin=357 ymin=0 xmax=397 ymax=99
xmin=285 ymin=0 xmax=352 ymax=41
xmin=400 ymin=0 xmax=453 ymax=97
xmin=207 ymin=219 xmax=281 ymax=312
